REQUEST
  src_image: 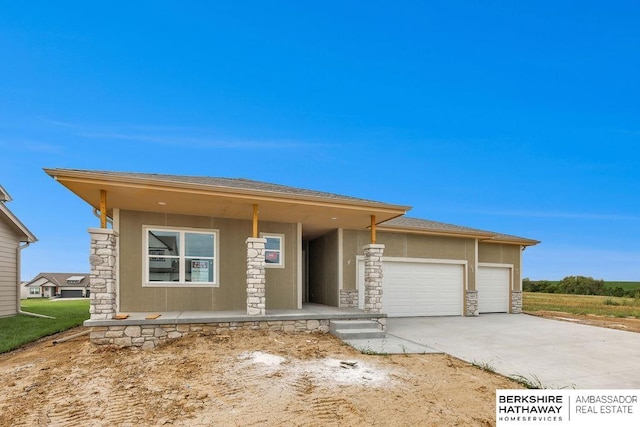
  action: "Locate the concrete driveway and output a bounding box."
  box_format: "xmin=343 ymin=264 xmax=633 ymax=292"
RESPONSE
xmin=386 ymin=314 xmax=640 ymax=389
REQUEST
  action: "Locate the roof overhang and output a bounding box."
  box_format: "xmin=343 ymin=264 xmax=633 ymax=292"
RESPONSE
xmin=44 ymin=168 xmax=411 ymax=239
xmin=0 ymin=203 xmax=37 ymax=243
xmin=0 ymin=185 xmax=12 ymax=202
xmin=377 ymin=221 xmax=540 ymax=246
xmin=376 ymin=223 xmax=496 ymax=240
xmin=480 ymin=236 xmax=541 ymax=246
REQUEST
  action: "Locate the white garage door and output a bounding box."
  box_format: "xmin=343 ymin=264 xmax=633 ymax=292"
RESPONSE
xmin=477 ymin=266 xmax=510 ymax=313
xmin=359 ymin=259 xmax=464 ymax=317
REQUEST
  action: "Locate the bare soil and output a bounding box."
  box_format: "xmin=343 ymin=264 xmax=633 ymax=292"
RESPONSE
xmin=526 ymin=311 xmax=640 ymax=333
xmin=3 ymin=313 xmax=636 ymax=426
xmin=0 ymin=328 xmax=520 ymax=427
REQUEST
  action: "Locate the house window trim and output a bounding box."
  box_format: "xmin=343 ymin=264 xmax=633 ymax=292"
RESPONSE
xmin=143 ymin=225 xmax=220 ymax=288
xmin=261 ymin=232 xmax=285 ymax=269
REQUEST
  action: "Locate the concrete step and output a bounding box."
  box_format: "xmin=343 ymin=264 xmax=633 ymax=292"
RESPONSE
xmin=329 ymin=320 xmax=380 ymax=333
xmin=332 ymin=328 xmax=385 ymax=340
xmin=330 ymin=320 xmax=385 ymax=340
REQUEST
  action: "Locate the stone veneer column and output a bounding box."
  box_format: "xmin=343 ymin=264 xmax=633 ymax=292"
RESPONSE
xmin=363 ymin=244 xmax=385 ymax=313
xmin=511 ymin=290 xmax=522 ymax=314
xmin=465 ymin=290 xmax=479 ymax=316
xmin=246 ymin=237 xmax=267 ymax=315
xmin=88 ymin=228 xmax=118 ymax=320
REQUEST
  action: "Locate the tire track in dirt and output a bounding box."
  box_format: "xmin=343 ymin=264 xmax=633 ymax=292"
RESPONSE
xmin=1 ymin=330 xmax=518 ymax=426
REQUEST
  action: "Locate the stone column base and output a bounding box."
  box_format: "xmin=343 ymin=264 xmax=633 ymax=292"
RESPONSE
xmin=511 ymin=290 xmax=522 ymax=314
xmin=339 ymin=290 xmax=359 ymax=308
xmin=88 ymin=228 xmax=118 ymax=321
xmin=246 ymin=237 xmax=267 ymax=315
xmin=363 ymin=244 xmax=385 ymax=314
xmin=465 ymin=290 xmax=479 ymax=317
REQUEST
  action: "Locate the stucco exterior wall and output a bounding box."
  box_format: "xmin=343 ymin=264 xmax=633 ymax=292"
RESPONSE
xmin=118 ymin=210 xmax=298 ymax=312
xmin=263 ymin=222 xmax=299 ymax=309
xmin=342 ymin=230 xmax=476 ymax=291
xmin=478 ymin=242 xmax=522 ymax=291
xmin=0 ymin=218 xmax=19 ymax=317
xmin=308 ymin=230 xmax=339 ymax=307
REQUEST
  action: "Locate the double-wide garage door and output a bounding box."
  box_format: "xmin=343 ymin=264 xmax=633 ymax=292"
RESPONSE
xmin=360 ymin=259 xmax=464 ymax=317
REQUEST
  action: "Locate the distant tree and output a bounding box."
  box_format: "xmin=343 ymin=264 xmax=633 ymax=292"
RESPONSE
xmin=558 ymin=276 xmax=606 ymax=295
xmin=610 ymin=287 xmax=625 ymax=297
xmin=522 ymin=279 xmax=556 ymax=293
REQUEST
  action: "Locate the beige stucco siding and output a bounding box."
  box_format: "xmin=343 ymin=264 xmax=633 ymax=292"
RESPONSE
xmin=118 ymin=210 xmax=298 ymax=312
xmin=478 ymin=243 xmax=522 ymax=291
xmin=308 ymin=230 xmax=339 ymax=307
xmin=263 ymin=222 xmax=299 ymax=309
xmin=0 ymin=219 xmax=19 ymax=317
xmin=342 ymin=230 xmax=476 ymax=291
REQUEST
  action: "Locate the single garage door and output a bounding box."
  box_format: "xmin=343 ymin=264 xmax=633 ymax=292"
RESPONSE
xmin=359 ymin=260 xmax=464 ymax=317
xmin=60 ymin=289 xmax=83 ymax=298
xmin=477 ymin=266 xmax=510 ymax=313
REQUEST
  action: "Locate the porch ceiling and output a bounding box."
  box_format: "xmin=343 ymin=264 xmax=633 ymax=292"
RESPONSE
xmin=45 ymin=168 xmax=410 ymax=239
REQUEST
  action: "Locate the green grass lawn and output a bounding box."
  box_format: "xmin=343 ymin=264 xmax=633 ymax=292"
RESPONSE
xmin=523 ymin=292 xmax=640 ymax=318
xmin=0 ymin=299 xmax=90 ymax=354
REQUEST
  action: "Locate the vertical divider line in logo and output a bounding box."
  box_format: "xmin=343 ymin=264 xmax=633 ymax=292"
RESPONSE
xmin=568 ymin=395 xmax=571 ymax=422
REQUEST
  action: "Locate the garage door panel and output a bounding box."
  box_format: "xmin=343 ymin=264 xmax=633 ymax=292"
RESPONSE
xmin=359 ymin=260 xmax=464 ymax=317
xmin=60 ymin=289 xmax=83 ymax=298
xmin=477 ymin=266 xmax=510 ymax=313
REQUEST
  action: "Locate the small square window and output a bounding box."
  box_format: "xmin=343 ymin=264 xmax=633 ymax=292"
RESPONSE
xmin=261 ymin=233 xmax=284 ymax=268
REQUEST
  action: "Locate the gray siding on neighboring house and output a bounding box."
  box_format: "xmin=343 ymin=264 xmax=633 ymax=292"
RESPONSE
xmin=0 ymin=218 xmax=19 ymax=317
xmin=308 ymin=230 xmax=339 ymax=307
xmin=118 ymin=210 xmax=299 ymax=312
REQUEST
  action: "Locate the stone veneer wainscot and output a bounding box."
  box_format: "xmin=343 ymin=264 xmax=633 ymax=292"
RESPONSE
xmin=88 ymin=317 xmax=386 ymax=349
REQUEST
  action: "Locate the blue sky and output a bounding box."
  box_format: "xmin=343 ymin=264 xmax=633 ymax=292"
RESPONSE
xmin=1 ymin=1 xmax=638 ymax=281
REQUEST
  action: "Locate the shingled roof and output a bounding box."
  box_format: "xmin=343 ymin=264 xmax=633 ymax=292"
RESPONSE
xmin=379 ymin=216 xmax=539 ymax=245
xmin=0 ymin=185 xmax=37 ymax=243
xmin=25 ymin=273 xmax=90 ymax=288
xmin=64 ymin=169 xmax=396 ymax=206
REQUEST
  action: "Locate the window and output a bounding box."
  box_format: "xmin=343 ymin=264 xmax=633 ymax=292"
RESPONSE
xmin=144 ymin=226 xmax=219 ymax=286
xmin=261 ymin=233 xmax=284 ymax=268
xmin=29 ymin=287 xmax=40 ymax=295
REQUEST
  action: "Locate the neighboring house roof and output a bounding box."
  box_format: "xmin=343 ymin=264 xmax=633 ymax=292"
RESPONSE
xmin=0 ymin=185 xmax=11 ymax=202
xmin=24 ymin=273 xmax=90 ymax=288
xmin=378 ymin=216 xmax=540 ymax=246
xmin=0 ymin=186 xmax=37 ymax=243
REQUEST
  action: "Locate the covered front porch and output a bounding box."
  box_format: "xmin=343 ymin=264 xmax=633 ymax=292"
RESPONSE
xmin=85 ymin=303 xmax=387 ymax=349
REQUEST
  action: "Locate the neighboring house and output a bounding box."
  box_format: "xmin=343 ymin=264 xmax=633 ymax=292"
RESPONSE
xmin=24 ymin=273 xmax=91 ymax=298
xmin=20 ymin=281 xmax=29 ymax=299
xmin=0 ymin=185 xmax=37 ymax=317
xmin=45 ymin=168 xmax=539 ymax=325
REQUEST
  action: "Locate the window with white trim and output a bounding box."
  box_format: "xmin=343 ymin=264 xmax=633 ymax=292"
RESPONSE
xmin=261 ymin=233 xmax=284 ymax=268
xmin=144 ymin=226 xmax=219 ymax=286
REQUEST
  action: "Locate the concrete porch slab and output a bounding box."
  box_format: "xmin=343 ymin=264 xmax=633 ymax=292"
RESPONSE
xmin=85 ymin=303 xmax=384 ymax=327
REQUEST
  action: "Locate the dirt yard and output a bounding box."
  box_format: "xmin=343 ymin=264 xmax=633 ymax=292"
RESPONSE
xmin=0 ymin=328 xmax=520 ymax=427
xmin=526 ymin=311 xmax=640 ymax=333
xmin=3 ymin=313 xmax=635 ymax=426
